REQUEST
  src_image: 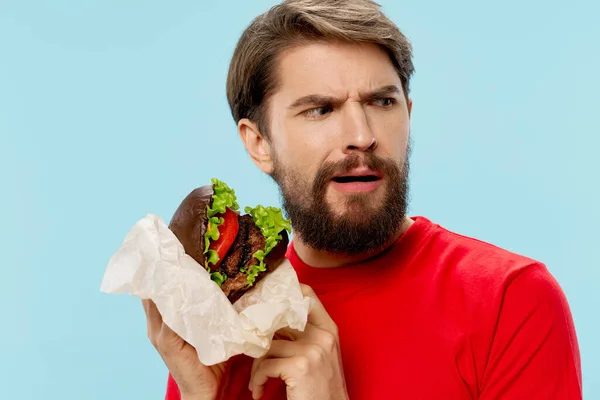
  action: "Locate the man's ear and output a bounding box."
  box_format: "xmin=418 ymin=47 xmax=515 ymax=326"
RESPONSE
xmin=238 ymin=118 xmax=274 ymax=174
xmin=408 ymin=98 xmax=413 ymax=118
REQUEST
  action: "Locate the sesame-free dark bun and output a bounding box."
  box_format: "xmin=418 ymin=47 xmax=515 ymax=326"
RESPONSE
xmin=168 ymin=185 xmax=214 ymax=267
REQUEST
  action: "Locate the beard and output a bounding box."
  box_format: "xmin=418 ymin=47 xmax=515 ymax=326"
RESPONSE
xmin=270 ymin=144 xmax=411 ymax=255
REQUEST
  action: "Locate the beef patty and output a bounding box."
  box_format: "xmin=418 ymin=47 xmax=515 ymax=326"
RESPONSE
xmin=217 ymin=214 xmax=266 ymax=299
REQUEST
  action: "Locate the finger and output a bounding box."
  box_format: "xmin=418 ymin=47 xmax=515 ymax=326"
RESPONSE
xmin=250 ymin=356 xmax=264 ymax=394
xmin=250 ymin=358 xmax=300 ymax=400
xmin=274 ymin=326 xmax=301 ymax=341
xmin=158 ymin=320 xmax=186 ymax=356
xmin=277 ymin=324 xmax=335 ymax=342
xmin=249 ymin=339 xmax=300 ymax=390
xmin=300 ymin=284 xmax=337 ymax=333
xmin=142 ymin=299 xmax=163 ymax=342
xmin=265 ymin=339 xmax=303 ymax=359
xmin=144 ymin=300 xmax=185 ymax=355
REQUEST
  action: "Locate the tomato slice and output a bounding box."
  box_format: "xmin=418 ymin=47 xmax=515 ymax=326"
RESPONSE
xmin=208 ymin=207 xmax=239 ymax=267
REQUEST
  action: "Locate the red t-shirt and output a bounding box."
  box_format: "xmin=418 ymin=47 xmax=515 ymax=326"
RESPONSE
xmin=165 ymin=216 xmax=582 ymax=399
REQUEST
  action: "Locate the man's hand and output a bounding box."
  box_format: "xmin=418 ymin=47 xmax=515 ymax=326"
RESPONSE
xmin=142 ymin=299 xmax=227 ymax=400
xmin=249 ymin=284 xmax=349 ymax=400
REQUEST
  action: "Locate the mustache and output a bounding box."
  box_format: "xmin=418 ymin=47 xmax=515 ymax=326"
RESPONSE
xmin=312 ymin=152 xmax=397 ymax=194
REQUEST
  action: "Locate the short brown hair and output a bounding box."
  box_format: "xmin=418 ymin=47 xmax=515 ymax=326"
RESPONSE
xmin=226 ymin=0 xmax=415 ymax=138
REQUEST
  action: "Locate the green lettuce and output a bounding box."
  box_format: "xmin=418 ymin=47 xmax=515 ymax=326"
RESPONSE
xmin=243 ymin=205 xmax=292 ymax=286
xmin=202 ymin=178 xmax=240 ymax=283
xmin=198 ymin=178 xmax=292 ymax=289
xmin=210 ymin=271 xmax=228 ymax=287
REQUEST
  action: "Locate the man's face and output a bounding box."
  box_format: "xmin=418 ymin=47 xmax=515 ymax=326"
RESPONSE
xmin=261 ymin=41 xmax=412 ymax=255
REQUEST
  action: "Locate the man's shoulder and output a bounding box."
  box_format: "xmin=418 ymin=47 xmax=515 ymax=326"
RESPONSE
xmin=417 ymin=216 xmax=546 ymax=286
xmin=416 ymin=217 xmax=568 ymax=328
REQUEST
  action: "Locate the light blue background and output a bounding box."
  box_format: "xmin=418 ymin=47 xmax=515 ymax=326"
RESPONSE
xmin=1 ymin=0 xmax=598 ymax=398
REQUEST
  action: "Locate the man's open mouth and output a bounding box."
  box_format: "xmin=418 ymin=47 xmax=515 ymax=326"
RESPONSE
xmin=329 ymin=170 xmax=384 ymax=193
xmin=331 ymin=175 xmax=381 ymax=183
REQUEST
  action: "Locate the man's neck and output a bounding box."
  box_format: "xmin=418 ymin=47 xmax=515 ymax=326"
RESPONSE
xmin=292 ymin=217 xmax=414 ymax=268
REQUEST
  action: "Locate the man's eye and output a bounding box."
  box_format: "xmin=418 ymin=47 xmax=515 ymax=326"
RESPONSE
xmin=305 ymin=105 xmax=333 ymax=117
xmin=373 ymin=98 xmax=396 ymax=107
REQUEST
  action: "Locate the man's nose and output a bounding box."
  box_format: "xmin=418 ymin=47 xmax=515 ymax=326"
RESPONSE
xmin=340 ymin=103 xmax=376 ymax=154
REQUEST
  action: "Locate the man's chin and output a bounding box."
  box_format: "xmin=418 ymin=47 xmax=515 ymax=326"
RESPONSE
xmin=326 ymin=190 xmax=385 ymax=213
xmin=326 ymin=201 xmax=386 ymax=225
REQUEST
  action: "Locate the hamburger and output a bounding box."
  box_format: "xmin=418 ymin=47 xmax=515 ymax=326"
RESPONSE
xmin=168 ymin=178 xmax=292 ymax=303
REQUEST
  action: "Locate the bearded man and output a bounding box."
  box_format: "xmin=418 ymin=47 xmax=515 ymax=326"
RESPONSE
xmin=142 ymin=1 xmax=582 ymax=399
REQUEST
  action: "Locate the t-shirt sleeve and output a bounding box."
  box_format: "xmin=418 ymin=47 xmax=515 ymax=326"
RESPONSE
xmin=479 ymin=263 xmax=582 ymax=399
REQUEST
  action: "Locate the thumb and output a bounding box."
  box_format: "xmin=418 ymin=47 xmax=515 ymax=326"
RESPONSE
xmin=300 ymin=284 xmax=337 ymax=334
xmin=157 ymin=321 xmax=187 ymax=357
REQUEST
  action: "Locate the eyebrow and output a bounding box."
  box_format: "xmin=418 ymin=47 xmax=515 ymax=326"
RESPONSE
xmin=288 ymin=84 xmax=401 ymax=110
xmin=364 ymin=85 xmax=401 ymax=101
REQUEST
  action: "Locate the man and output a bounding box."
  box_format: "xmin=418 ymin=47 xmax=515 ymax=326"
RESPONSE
xmin=142 ymin=0 xmax=582 ymax=398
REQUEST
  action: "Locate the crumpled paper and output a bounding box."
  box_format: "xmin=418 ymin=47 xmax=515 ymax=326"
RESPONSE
xmin=100 ymin=213 xmax=311 ymax=366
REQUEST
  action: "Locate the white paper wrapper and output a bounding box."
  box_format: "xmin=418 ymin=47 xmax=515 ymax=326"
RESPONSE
xmin=100 ymin=213 xmax=311 ymax=366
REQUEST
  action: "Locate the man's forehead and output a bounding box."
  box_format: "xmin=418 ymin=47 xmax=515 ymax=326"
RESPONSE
xmin=273 ymin=41 xmax=401 ymax=99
